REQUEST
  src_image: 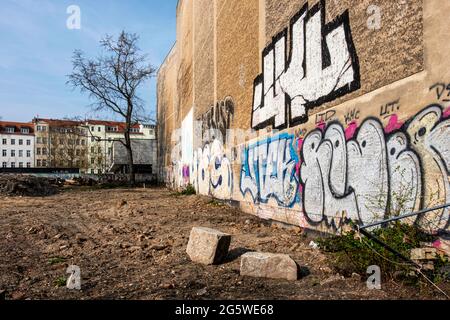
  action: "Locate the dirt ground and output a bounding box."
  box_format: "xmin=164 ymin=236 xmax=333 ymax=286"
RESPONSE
xmin=0 ymin=187 xmax=447 ymax=300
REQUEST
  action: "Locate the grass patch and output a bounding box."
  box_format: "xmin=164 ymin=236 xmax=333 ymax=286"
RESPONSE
xmin=208 ymin=199 xmax=224 ymax=207
xmin=48 ymin=257 xmax=66 ymax=265
xmin=171 ymin=184 xmax=197 ymax=196
xmin=317 ymin=222 xmax=448 ymax=282
xmin=54 ymin=276 xmax=67 ymax=288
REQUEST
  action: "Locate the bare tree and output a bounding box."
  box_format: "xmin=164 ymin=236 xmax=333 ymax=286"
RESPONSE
xmin=67 ymin=31 xmax=156 ymax=185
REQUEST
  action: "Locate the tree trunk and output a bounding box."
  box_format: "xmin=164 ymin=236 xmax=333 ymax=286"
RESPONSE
xmin=124 ymin=130 xmax=135 ymax=187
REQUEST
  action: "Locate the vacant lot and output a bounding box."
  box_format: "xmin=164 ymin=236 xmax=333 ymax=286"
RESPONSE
xmin=0 ymin=187 xmax=445 ymax=300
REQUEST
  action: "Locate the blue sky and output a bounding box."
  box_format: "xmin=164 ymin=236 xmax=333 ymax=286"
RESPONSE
xmin=0 ymin=0 xmax=178 ymax=122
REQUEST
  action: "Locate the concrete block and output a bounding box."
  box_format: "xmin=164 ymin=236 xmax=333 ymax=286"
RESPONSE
xmin=186 ymin=227 xmax=231 ymax=265
xmin=240 ymin=252 xmax=298 ymax=281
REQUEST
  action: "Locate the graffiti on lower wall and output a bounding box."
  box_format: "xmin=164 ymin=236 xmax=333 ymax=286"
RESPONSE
xmin=190 ymin=139 xmax=233 ymax=200
xmin=170 ymin=99 xmax=235 ymax=200
xmin=241 ymin=104 xmax=450 ymax=234
xmin=252 ymin=0 xmax=360 ymax=130
xmin=240 ymin=133 xmax=300 ymax=207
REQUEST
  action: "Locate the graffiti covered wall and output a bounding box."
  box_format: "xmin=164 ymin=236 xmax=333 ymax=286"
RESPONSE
xmin=157 ymin=0 xmax=450 ymax=235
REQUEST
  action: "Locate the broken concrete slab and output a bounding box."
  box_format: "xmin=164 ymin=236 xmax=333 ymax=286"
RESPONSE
xmin=410 ymin=247 xmax=438 ymax=260
xmin=186 ymin=227 xmax=231 ymax=265
xmin=240 ymin=252 xmax=298 ymax=281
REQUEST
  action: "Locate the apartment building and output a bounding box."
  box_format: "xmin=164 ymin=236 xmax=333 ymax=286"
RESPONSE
xmin=32 ymin=118 xmax=88 ymax=171
xmin=0 ymin=121 xmax=35 ymax=169
xmin=84 ymin=120 xmax=156 ymax=174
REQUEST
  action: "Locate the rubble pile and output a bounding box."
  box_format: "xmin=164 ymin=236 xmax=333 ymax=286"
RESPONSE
xmin=66 ymin=175 xmax=129 ymax=187
xmin=0 ymin=174 xmax=60 ymax=197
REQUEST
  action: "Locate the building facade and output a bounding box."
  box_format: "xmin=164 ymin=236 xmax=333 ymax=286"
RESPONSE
xmin=0 ymin=121 xmax=35 ymax=169
xmin=157 ymin=0 xmax=450 ymax=235
xmin=84 ymin=120 xmax=156 ymax=174
xmin=33 ymin=119 xmax=88 ymax=171
xmin=31 ymin=118 xmax=156 ymax=174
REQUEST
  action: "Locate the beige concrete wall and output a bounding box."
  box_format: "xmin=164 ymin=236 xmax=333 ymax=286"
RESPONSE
xmin=157 ymin=0 xmax=450 ymax=234
xmin=157 ymin=45 xmax=179 ymax=183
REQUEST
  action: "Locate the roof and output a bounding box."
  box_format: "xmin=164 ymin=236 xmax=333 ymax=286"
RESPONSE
xmin=0 ymin=121 xmax=34 ymax=135
xmin=85 ymin=120 xmax=143 ymax=134
xmin=33 ymin=118 xmax=82 ymax=127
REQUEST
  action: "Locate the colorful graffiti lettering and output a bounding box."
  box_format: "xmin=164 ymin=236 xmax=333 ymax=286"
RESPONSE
xmin=299 ymin=104 xmax=450 ymax=234
xmin=191 ymin=139 xmax=233 ymax=200
xmin=240 ymin=133 xmax=299 ymax=207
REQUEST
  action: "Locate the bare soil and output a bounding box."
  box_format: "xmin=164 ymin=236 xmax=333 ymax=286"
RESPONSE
xmin=0 ymin=187 xmax=446 ymax=300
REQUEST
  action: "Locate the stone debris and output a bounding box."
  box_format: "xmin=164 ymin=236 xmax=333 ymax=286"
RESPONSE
xmin=186 ymin=227 xmax=231 ymax=265
xmin=0 ymin=174 xmax=60 ymax=197
xmin=320 ymin=274 xmax=345 ymax=286
xmin=240 ymin=252 xmax=298 ymax=281
xmin=410 ymin=247 xmax=438 ymax=261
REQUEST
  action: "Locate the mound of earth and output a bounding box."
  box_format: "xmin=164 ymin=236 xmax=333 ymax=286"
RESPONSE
xmin=0 ymin=174 xmax=61 ymax=197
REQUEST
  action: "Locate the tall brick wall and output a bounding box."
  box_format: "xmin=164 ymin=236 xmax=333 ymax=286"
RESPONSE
xmin=157 ymin=0 xmax=450 ymax=235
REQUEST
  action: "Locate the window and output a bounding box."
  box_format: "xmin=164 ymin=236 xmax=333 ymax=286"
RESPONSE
xmin=21 ymin=128 xmax=29 ymax=134
xmin=11 ymin=139 xmax=15 ymax=145
xmin=36 ymin=148 xmax=41 ymax=155
xmin=26 ymin=139 xmax=31 ymax=146
xmin=81 ymin=140 xmax=85 ymax=146
xmin=37 ymin=125 xmax=41 ymax=132
xmin=19 ymin=150 xmax=23 ymax=157
xmin=91 ymin=158 xmax=95 ymax=165
xmin=91 ymin=126 xmax=94 ymax=132
xmin=11 ymin=162 xmax=15 ymax=168
xmin=19 ymin=162 xmax=23 ymax=168
xmin=5 ymin=127 xmax=14 ymax=133
xmin=2 ymin=150 xmax=6 ymax=157
xmin=98 ymin=147 xmax=101 ymax=153
xmin=98 ymin=159 xmax=102 ymax=165
xmin=91 ymin=137 xmax=95 ymax=142
xmin=2 ymin=162 xmax=6 ymax=168
xmin=76 ymin=139 xmax=80 ymax=146
xmin=76 ymin=149 xmax=80 ymax=156
xmin=2 ymin=139 xmax=6 ymax=145
xmin=36 ymin=137 xmax=42 ymax=144
xmin=37 ymin=160 xmax=41 ymax=167
xmin=19 ymin=139 xmax=23 ymax=145
xmin=11 ymin=150 xmax=15 ymax=157
xmin=42 ymin=138 xmax=47 ymax=144
xmin=91 ymin=147 xmax=95 ymax=153
xmin=59 ymin=138 xmax=64 ymax=145
xmin=42 ymin=148 xmax=47 ymax=155
xmin=98 ymin=127 xmax=101 ymax=132
xmin=26 ymin=162 xmax=31 ymax=168
xmin=27 ymin=150 xmax=31 ymax=157
xmin=42 ymin=160 xmax=47 ymax=167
